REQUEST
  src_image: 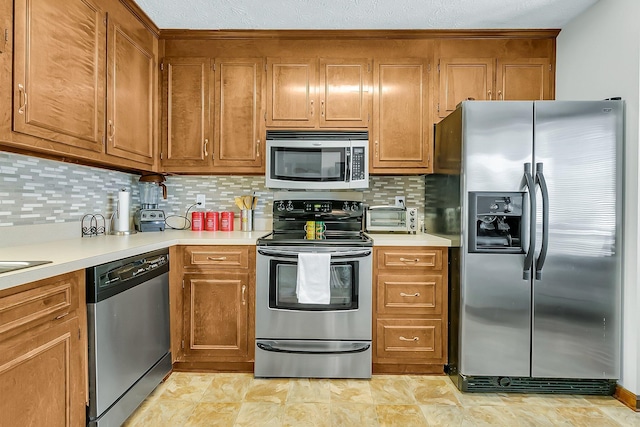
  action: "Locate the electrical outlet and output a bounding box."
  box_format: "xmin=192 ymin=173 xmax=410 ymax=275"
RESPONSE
xmin=196 ymin=194 xmax=206 ymax=208
xmin=395 ymin=196 xmax=405 ymax=208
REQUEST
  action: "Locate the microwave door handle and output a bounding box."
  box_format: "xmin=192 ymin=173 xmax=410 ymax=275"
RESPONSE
xmin=345 ymin=149 xmax=351 ymax=182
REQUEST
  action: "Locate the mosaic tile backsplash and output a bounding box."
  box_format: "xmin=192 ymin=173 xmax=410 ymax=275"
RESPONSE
xmin=0 ymin=151 xmax=426 ymax=227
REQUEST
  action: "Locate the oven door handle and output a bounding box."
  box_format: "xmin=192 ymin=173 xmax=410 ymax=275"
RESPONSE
xmin=258 ymin=248 xmax=372 ymax=258
xmin=257 ymin=341 xmax=370 ymax=355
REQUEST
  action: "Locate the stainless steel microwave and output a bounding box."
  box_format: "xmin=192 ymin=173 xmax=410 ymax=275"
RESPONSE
xmin=265 ymin=130 xmax=369 ymax=190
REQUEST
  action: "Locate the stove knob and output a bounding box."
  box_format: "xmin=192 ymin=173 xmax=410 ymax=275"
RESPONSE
xmin=343 ymin=202 xmax=350 ymax=211
xmin=286 ymin=201 xmax=294 ymax=211
xmin=351 ymin=202 xmax=358 ymax=211
xmin=276 ymin=201 xmax=285 ymax=211
xmin=409 ymin=210 xmax=416 ymax=216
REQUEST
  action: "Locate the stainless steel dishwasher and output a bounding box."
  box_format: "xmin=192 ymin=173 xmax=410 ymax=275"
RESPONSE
xmin=86 ymin=248 xmax=171 ymax=427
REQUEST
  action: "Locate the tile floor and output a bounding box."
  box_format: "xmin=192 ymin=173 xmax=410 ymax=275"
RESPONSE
xmin=124 ymin=372 xmax=640 ymax=426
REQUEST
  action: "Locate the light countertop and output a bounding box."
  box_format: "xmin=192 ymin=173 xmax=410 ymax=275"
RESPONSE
xmin=0 ymin=227 xmax=455 ymax=292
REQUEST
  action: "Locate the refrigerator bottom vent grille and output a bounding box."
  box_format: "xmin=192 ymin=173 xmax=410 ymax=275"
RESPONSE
xmin=459 ymin=376 xmax=616 ymax=395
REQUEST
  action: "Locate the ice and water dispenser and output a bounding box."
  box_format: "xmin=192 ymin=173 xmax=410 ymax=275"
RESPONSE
xmin=468 ymin=192 xmax=524 ymax=253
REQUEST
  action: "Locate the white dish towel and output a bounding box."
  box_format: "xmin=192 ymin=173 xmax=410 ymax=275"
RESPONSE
xmin=296 ymin=252 xmax=331 ymax=304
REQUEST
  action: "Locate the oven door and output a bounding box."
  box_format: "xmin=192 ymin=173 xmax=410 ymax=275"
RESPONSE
xmin=256 ymin=246 xmax=372 ymax=340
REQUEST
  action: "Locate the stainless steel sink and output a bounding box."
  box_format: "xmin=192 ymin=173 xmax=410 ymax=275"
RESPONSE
xmin=0 ymin=260 xmax=52 ymax=274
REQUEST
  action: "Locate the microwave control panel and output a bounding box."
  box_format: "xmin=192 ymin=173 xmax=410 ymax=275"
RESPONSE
xmin=351 ymin=147 xmax=366 ymax=181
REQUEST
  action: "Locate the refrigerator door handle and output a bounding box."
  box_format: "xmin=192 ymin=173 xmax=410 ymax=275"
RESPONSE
xmin=523 ymin=163 xmax=536 ymax=279
xmin=535 ymin=162 xmax=549 ymax=279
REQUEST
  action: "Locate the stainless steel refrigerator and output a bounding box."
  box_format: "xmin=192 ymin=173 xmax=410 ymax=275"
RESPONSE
xmin=431 ymin=100 xmax=623 ymax=394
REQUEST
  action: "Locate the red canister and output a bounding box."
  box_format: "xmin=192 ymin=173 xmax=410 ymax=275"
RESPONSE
xmin=191 ymin=211 xmax=204 ymax=231
xmin=220 ymin=211 xmax=234 ymax=231
xmin=205 ymin=211 xmax=219 ymax=231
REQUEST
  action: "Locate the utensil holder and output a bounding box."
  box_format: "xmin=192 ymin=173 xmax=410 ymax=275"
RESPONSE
xmin=241 ymin=209 xmax=254 ymax=231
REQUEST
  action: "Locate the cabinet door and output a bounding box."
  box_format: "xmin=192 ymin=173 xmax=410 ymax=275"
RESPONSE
xmin=372 ymin=59 xmax=432 ymax=172
xmin=377 ymin=274 xmax=443 ymax=316
xmin=438 ymin=58 xmax=494 ymax=118
xmin=183 ymin=273 xmax=250 ymax=360
xmin=0 ymin=317 xmax=84 ymax=427
xmin=13 ymin=0 xmax=105 ymax=152
xmin=319 ymin=58 xmax=371 ymax=128
xmin=496 ymin=58 xmax=551 ymax=101
xmin=213 ymin=58 xmax=263 ymax=170
xmin=375 ymin=318 xmax=444 ymax=363
xmin=161 ymin=57 xmax=212 ymax=170
xmin=106 ymin=15 xmax=155 ymax=166
xmin=266 ymin=58 xmax=317 ymax=127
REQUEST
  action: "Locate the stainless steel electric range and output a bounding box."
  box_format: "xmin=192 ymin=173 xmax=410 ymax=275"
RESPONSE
xmin=255 ymin=191 xmax=373 ymax=378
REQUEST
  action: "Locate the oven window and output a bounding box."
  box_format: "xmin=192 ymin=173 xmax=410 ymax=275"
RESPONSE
xmin=268 ymin=260 xmax=358 ymax=310
xmin=271 ymin=147 xmax=346 ymax=182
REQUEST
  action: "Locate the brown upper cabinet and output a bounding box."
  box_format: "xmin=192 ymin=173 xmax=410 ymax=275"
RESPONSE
xmin=438 ymin=56 xmax=552 ymax=118
xmin=161 ymin=57 xmax=264 ymax=173
xmin=13 ymin=0 xmax=106 ymax=153
xmin=372 ymin=58 xmax=433 ymax=174
xmin=266 ymin=58 xmax=371 ymax=129
xmin=106 ymin=12 xmax=156 ymax=166
xmin=10 ymin=0 xmax=158 ymax=171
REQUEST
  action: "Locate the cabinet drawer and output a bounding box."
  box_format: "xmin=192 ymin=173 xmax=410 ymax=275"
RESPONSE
xmin=377 ymin=274 xmax=443 ymax=315
xmin=183 ymin=246 xmax=250 ymax=269
xmin=377 ymin=248 xmax=442 ymax=271
xmin=376 ymin=319 xmax=443 ymax=361
xmin=0 ymin=271 xmax=81 ymax=337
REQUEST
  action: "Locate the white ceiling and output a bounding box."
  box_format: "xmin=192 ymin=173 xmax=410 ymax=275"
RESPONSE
xmin=134 ymin=0 xmax=599 ymax=31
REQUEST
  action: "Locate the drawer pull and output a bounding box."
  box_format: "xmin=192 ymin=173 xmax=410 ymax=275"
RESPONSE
xmin=55 ymin=312 xmax=69 ymax=320
xmin=399 ymin=257 xmax=419 ymax=262
xmin=400 ymin=292 xmax=420 ymax=297
xmin=206 ymin=256 xmax=227 ymax=261
xmin=399 ymin=336 xmax=419 ymax=342
xmin=241 ymin=285 xmax=246 ymax=305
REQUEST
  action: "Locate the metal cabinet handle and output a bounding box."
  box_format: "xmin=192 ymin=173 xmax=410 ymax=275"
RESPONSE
xmin=241 ymin=285 xmax=246 ymax=305
xmin=374 ymin=140 xmax=379 ymax=158
xmin=206 ymin=256 xmax=227 ymax=261
xmin=256 ymin=139 xmax=260 ymax=157
xmin=55 ymin=312 xmax=69 ymax=320
xmin=488 ymin=90 xmax=492 ymax=100
xmin=399 ymin=257 xmax=419 ymax=262
xmin=310 ymin=100 xmax=314 ymax=117
xmin=321 ymin=100 xmax=325 ymax=117
xmin=203 ymin=138 xmax=209 ymax=156
xmin=18 ymin=83 xmax=27 ymax=114
xmin=498 ymin=90 xmax=503 ymax=100
xmin=399 ymin=336 xmax=419 ymax=342
xmin=108 ymin=119 xmax=115 ymax=141
xmin=400 ymin=292 xmax=420 ymax=297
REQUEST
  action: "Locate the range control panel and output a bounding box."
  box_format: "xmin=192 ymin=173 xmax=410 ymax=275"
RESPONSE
xmin=274 ymin=199 xmax=363 ymax=215
xmin=304 ymin=201 xmax=332 ymax=213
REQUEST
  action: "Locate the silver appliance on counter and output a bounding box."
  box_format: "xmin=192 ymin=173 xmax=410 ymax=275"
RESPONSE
xmin=365 ymin=205 xmax=418 ymax=233
xmin=431 ymin=100 xmax=623 ymax=394
xmin=265 ymin=130 xmax=369 ymax=190
xmin=255 ymin=191 xmax=373 ymax=379
xmin=86 ymin=249 xmax=171 ymax=426
xmin=134 ymin=174 xmax=167 ymax=232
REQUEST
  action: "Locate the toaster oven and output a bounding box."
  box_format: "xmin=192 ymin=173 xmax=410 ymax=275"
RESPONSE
xmin=365 ymin=206 xmax=418 ymax=234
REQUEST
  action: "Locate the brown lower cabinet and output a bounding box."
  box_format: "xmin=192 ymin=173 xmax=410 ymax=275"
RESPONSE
xmin=373 ymin=246 xmax=448 ymax=374
xmin=171 ymin=245 xmax=255 ymax=371
xmin=0 ymin=270 xmax=87 ymax=427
